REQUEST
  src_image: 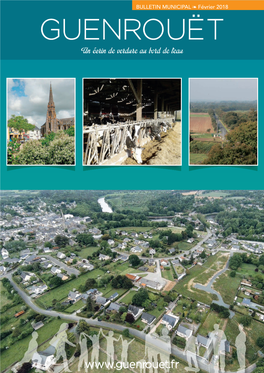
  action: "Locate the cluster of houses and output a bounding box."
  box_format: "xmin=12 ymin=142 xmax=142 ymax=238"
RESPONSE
xmin=0 ymin=210 xmax=91 ymax=248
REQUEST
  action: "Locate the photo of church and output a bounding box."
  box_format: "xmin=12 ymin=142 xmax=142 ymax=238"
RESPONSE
xmin=7 ymin=78 xmax=75 ymax=165
xmin=41 ymin=83 xmax=75 ymax=137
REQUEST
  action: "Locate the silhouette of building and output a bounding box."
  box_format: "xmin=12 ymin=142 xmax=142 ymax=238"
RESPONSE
xmin=41 ymin=84 xmax=74 ymax=136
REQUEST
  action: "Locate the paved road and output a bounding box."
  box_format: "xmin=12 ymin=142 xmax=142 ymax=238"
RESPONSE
xmin=215 ymin=114 xmax=227 ymax=138
xmin=42 ymin=255 xmax=80 ymax=276
xmin=194 ymin=252 xmax=235 ymax=318
xmin=5 ymin=268 xmax=256 ymax=373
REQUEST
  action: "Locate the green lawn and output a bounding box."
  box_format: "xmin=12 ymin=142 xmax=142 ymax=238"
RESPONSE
xmin=120 ymin=290 xmax=137 ymax=305
xmin=64 ymin=299 xmax=84 ymax=313
xmin=174 ymin=255 xmax=227 ymax=304
xmin=103 ymin=287 xmax=127 ymax=298
xmin=78 ymin=246 xmax=98 ymax=259
xmin=225 ymin=316 xmax=264 ymax=365
xmin=0 ymin=318 xmax=70 ymax=372
xmin=148 ymin=307 xmax=165 ymax=319
xmin=175 ymin=265 xmax=184 ymax=275
xmin=103 ymin=261 xmax=142 ymax=276
xmin=198 ymin=311 xmax=225 ymax=337
xmin=213 ymin=269 xmax=241 ymax=304
xmin=190 ymin=153 xmax=208 ymax=165
xmin=194 ymin=253 xmax=228 ymax=285
xmin=161 ymin=267 xmax=175 ymax=281
xmin=178 ymin=242 xmax=193 ymax=251
xmin=36 ymin=269 xmax=104 ymax=308
xmin=116 ymin=227 xmax=152 ymax=233
xmin=236 ymin=263 xmax=258 ymax=277
xmin=201 ymin=191 xmax=230 ymax=198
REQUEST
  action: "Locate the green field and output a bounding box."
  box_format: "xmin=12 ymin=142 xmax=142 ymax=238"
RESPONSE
xmin=0 ymin=281 xmax=13 ymax=308
xmin=78 ymin=246 xmax=98 ymax=259
xmin=65 ymin=299 xmax=84 ymax=313
xmin=190 ymin=113 xmax=210 ymax=117
xmin=0 ymin=318 xmax=69 ymax=372
xmin=36 ymin=269 xmax=105 ymax=308
xmin=201 ymin=191 xmax=230 ymax=198
xmin=213 ymin=269 xmax=241 ymax=304
xmin=175 ymin=265 xmax=184 ymax=275
xmin=198 ymin=311 xmax=225 ymax=336
xmin=177 ymin=242 xmax=193 ymax=251
xmin=236 ymin=263 xmax=258 ymax=277
xmin=225 ymin=316 xmax=264 ymax=364
xmin=194 ymin=253 xmax=228 ymax=285
xmin=120 ymin=290 xmax=137 ymax=305
xmin=161 ymin=267 xmax=175 ymax=281
xmin=116 ymin=226 xmax=153 ymax=233
xmin=192 ymin=134 xmax=214 ymax=138
xmin=103 ymin=261 xmax=142 ymax=276
xmin=190 ymin=153 xmax=208 ymax=164
xmin=105 ymin=192 xmax=152 ymax=212
xmin=0 ymin=303 xmax=34 ymax=334
xmin=174 ymin=254 xmax=228 ymax=304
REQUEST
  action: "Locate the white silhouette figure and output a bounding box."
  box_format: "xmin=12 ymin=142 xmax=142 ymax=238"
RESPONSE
xmin=16 ymin=331 xmax=41 ymax=372
xmin=102 ymin=330 xmax=121 ymax=364
xmin=158 ymin=328 xmax=171 ymax=373
xmin=49 ymin=323 xmax=76 ymax=372
xmin=235 ymin=324 xmax=246 ymax=373
xmin=145 ymin=333 xmax=159 ymax=373
xmin=87 ymin=329 xmax=101 ymax=365
xmin=78 ymin=332 xmax=89 ymax=372
xmin=184 ymin=335 xmax=199 ymax=372
xmin=209 ymin=324 xmax=227 ymax=373
xmin=120 ymin=336 xmax=134 ymax=363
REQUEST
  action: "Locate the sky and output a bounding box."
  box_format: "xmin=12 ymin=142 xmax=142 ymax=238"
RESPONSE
xmin=8 ymin=79 xmax=75 ymax=128
xmin=190 ymin=78 xmax=258 ymax=102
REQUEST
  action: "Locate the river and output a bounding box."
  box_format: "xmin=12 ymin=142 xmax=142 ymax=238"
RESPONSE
xmin=98 ymin=197 xmax=113 ymax=213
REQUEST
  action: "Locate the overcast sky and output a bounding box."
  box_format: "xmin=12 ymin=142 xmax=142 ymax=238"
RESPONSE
xmin=190 ymin=78 xmax=258 ymax=102
xmin=8 ymin=79 xmax=75 ymax=128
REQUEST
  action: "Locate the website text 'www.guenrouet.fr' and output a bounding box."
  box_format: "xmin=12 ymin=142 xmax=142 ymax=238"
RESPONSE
xmin=84 ymin=360 xmax=179 ymax=370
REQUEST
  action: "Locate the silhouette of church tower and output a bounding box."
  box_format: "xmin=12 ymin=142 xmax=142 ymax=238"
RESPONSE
xmin=46 ymin=84 xmax=57 ymax=133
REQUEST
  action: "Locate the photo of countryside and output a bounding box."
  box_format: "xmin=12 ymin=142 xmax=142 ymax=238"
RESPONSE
xmin=189 ymin=79 xmax=258 ymax=165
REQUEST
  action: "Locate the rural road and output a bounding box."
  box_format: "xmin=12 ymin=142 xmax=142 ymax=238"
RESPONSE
xmin=215 ymin=114 xmax=228 ymax=138
xmin=194 ymin=252 xmax=235 ymax=318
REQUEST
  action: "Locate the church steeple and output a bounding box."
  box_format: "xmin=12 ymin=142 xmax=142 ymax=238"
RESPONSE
xmin=46 ymin=83 xmax=57 ymax=133
xmin=48 ymin=83 xmax=55 ymax=109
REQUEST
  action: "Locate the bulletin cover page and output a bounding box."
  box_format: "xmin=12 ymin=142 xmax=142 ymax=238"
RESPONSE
xmin=0 ymin=0 xmax=264 ymax=373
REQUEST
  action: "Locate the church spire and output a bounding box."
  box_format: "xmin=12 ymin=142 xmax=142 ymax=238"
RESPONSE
xmin=48 ymin=83 xmax=55 ymax=107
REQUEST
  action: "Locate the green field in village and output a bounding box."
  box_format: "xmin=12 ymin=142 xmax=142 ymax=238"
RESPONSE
xmin=36 ymin=269 xmax=105 ymax=308
xmin=213 ymin=269 xmax=241 ymax=304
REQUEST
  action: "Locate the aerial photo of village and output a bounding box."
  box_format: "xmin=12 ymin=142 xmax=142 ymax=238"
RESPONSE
xmin=1 ymin=190 xmax=264 ymax=373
